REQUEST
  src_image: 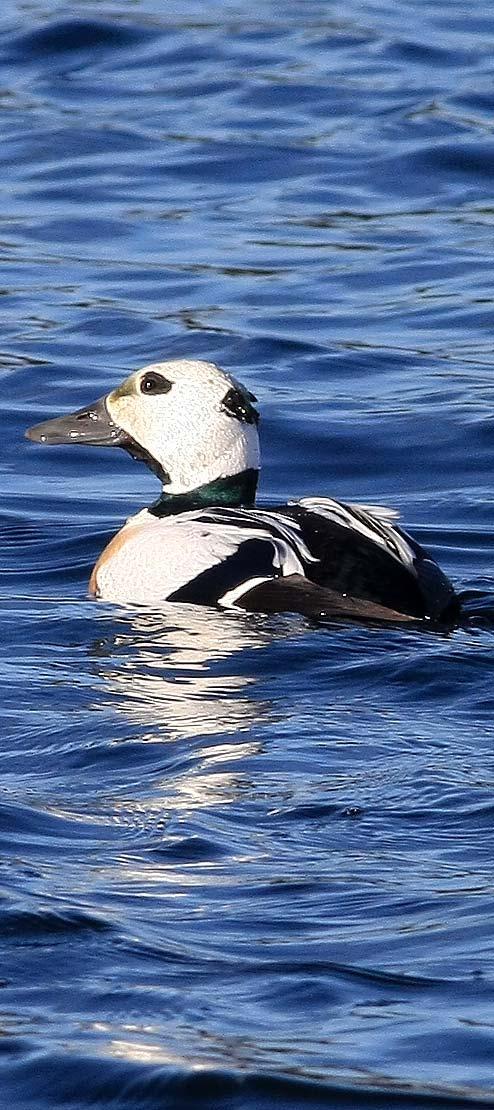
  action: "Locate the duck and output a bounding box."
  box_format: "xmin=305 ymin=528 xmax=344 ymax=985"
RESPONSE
xmin=25 ymin=358 xmax=460 ymax=626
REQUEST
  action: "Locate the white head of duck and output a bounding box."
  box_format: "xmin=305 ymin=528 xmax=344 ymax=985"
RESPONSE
xmin=26 ymin=358 xmax=261 ymax=505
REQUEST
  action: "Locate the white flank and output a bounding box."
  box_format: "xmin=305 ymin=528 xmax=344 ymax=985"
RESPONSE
xmin=94 ymin=509 xmax=309 ymax=605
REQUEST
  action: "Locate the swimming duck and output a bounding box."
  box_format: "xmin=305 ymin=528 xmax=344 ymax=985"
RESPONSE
xmin=26 ymin=358 xmax=460 ymax=625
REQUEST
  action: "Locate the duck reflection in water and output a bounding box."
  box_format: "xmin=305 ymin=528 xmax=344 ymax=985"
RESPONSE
xmin=87 ymin=602 xmax=288 ymax=810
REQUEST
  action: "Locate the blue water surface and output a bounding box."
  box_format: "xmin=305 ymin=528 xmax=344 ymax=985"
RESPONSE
xmin=2 ymin=1 xmax=494 ymax=1106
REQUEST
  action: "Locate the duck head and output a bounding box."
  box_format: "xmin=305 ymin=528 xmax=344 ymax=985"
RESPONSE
xmin=26 ymin=359 xmax=260 ymax=505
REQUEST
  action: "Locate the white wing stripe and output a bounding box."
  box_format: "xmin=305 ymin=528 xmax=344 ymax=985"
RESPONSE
xmin=348 ymin=502 xmax=399 ymax=522
xmin=219 ymin=576 xmax=272 ymax=609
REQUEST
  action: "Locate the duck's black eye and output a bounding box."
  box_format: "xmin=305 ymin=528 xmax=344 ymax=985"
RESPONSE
xmin=140 ymin=372 xmax=172 ymax=395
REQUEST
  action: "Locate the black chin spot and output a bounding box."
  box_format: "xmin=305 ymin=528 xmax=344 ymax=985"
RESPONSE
xmin=119 ymin=434 xmax=170 ymax=484
xmin=221 ymin=387 xmax=259 ymax=426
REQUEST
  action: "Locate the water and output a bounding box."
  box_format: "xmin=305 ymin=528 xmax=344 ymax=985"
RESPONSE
xmin=1 ymin=1 xmax=494 ymax=1106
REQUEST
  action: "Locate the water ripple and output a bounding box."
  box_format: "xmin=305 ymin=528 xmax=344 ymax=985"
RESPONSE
xmin=2 ymin=1 xmax=494 ymax=1106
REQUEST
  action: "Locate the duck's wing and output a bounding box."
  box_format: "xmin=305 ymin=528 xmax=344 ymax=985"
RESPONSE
xmin=280 ymin=497 xmax=459 ymax=622
xmin=168 ymin=509 xmax=417 ymax=624
xmin=111 ymin=503 xmax=457 ymax=624
xmin=347 ymin=502 xmax=400 ymax=522
xmin=235 ymin=573 xmax=417 ymax=624
xmin=178 ymin=501 xmax=458 ymax=623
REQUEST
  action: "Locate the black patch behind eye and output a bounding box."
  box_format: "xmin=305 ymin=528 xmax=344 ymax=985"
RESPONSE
xmin=140 ymin=372 xmax=172 ymax=395
xmin=221 ymin=386 xmax=259 ymax=425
